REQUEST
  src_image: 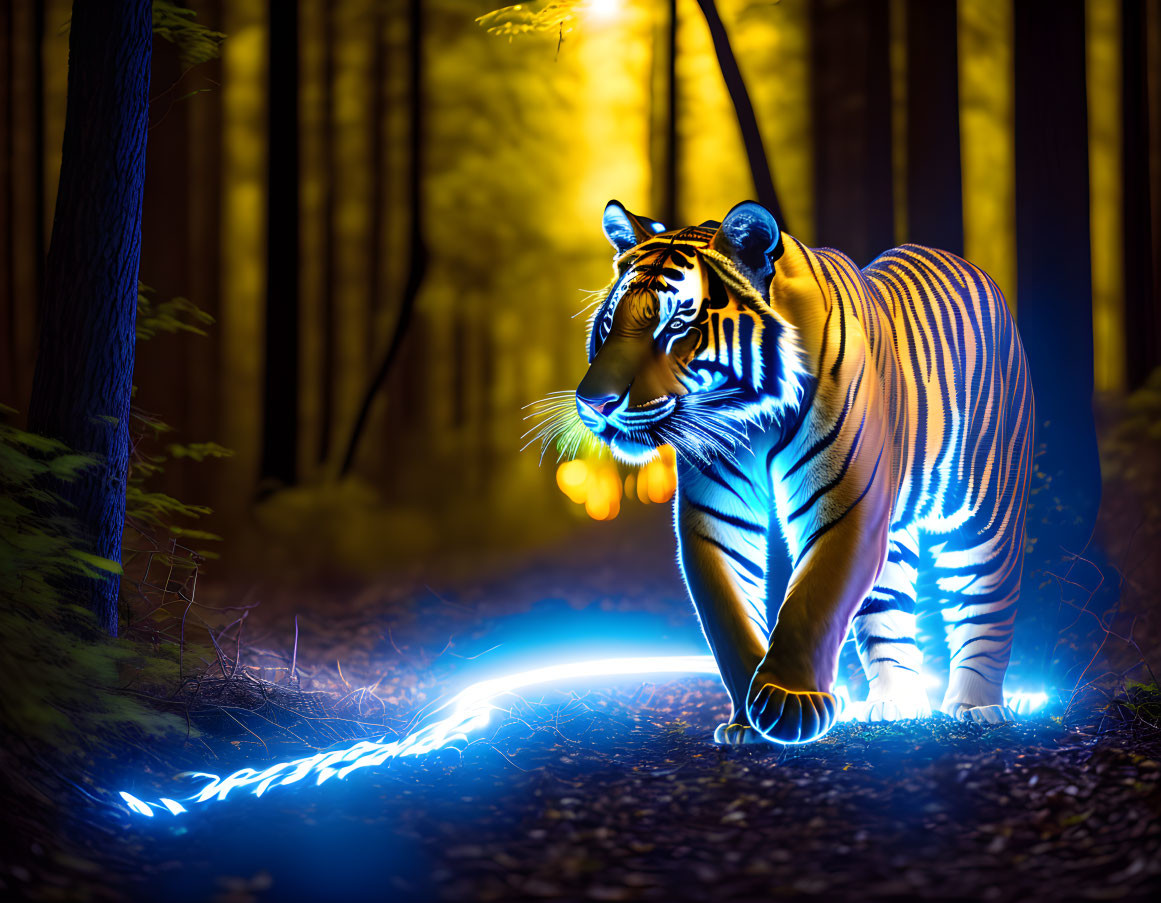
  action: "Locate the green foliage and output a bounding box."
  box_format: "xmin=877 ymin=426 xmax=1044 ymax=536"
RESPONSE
xmin=137 ymin=283 xmax=214 ymax=340
xmin=152 ymin=0 xmax=226 ymax=69
xmin=126 ymin=286 xmax=232 ymax=558
xmin=0 ymin=286 xmax=226 ymax=761
xmin=477 ymin=1 xmax=582 ymax=38
xmin=0 ymin=420 xmax=188 ymax=760
xmin=125 ymin=430 xmax=231 ymax=549
xmin=1108 ymin=681 xmax=1161 ymax=730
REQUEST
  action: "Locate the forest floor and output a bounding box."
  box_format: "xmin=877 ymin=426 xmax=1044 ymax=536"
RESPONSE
xmin=6 ymin=512 xmax=1161 ymax=903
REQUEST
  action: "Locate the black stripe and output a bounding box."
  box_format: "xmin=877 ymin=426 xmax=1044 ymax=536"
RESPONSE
xmin=787 ymin=404 xmax=867 ymax=522
xmin=686 ymin=499 xmax=764 ymax=534
xmin=794 ymin=442 xmax=884 ymax=567
xmin=784 ymin=365 xmax=865 ymax=479
xmin=863 ymin=635 xmax=918 ymax=647
xmin=695 ymin=531 xmax=765 ymax=581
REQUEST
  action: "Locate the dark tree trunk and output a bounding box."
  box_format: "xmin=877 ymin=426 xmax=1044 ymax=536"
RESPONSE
xmin=904 ymin=0 xmax=963 ymax=254
xmin=0 ymin=0 xmax=12 ymax=402
xmin=369 ymin=0 xmax=389 ymax=363
xmin=26 ymin=0 xmax=152 ymax=635
xmin=1124 ymin=0 xmax=1159 ymax=389
xmin=663 ymin=0 xmax=678 ymax=227
xmin=317 ymin=0 xmax=336 ymax=464
xmin=695 ymin=0 xmax=785 ymax=228
xmin=0 ymin=0 xmax=46 ymax=411
xmin=339 ymin=0 xmax=427 ymax=478
xmin=810 ymin=0 xmax=894 ymax=264
xmin=1014 ymin=0 xmax=1101 ymax=550
xmin=261 ymin=0 xmax=300 ymax=489
xmin=1013 ymin=1 xmax=1105 ymax=691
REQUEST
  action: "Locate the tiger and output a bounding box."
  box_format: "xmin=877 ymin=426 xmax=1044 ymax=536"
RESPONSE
xmin=545 ymin=199 xmax=1034 ymax=746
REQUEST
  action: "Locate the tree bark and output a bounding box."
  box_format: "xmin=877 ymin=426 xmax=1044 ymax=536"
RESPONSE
xmin=663 ymin=0 xmax=678 ymax=227
xmin=695 ymin=0 xmax=785 ymax=228
xmin=1124 ymin=0 xmax=1159 ymax=389
xmin=1 ymin=0 xmax=46 ymax=411
xmin=261 ymin=0 xmax=301 ymax=488
xmin=810 ymin=0 xmax=894 ymax=265
xmin=339 ymin=0 xmax=427 ymax=478
xmin=26 ymin=0 xmax=152 ymax=635
xmin=904 ymin=0 xmax=963 ymax=254
xmin=1013 ymin=1 xmax=1105 ymax=692
xmin=1014 ymin=0 xmax=1101 ymax=550
xmin=317 ymin=0 xmax=336 ymax=464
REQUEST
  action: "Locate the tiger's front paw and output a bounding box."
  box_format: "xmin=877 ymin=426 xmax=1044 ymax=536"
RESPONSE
xmin=714 ymin=721 xmax=767 ymax=746
xmin=853 ymin=694 xmax=932 ymax=723
xmin=746 ymin=682 xmax=840 ymax=745
xmin=945 ymin=703 xmax=1016 ymax=724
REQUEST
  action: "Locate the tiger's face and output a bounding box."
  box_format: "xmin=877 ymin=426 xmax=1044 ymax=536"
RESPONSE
xmin=574 ymin=200 xmax=796 ymax=466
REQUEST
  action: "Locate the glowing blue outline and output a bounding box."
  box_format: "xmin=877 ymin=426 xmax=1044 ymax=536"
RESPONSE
xmin=117 ymin=654 xmax=1051 ymax=818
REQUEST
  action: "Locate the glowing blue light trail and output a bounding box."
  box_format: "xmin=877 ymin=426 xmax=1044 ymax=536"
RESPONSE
xmin=117 ymin=654 xmax=1050 ymax=818
xmin=119 ymin=655 xmax=718 ymax=817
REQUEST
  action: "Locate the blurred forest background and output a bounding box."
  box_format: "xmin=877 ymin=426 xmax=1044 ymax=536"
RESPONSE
xmin=3 ymin=5 xmax=1161 ymax=897
xmin=1 ymin=0 xmax=1158 ymax=582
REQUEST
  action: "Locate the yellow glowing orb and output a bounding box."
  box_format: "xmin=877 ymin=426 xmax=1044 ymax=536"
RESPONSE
xmin=555 ymin=445 xmax=676 ymax=520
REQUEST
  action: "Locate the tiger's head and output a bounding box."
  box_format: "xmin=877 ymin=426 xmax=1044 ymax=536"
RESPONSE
xmin=573 ymin=200 xmax=805 ymax=466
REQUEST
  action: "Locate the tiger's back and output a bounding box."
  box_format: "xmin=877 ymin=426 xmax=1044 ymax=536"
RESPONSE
xmin=788 ymin=240 xmax=1034 ymax=725
xmin=825 ymin=243 xmax=1035 ymax=539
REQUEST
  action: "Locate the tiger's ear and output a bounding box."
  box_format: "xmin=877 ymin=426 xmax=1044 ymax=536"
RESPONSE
xmin=602 ymin=200 xmax=664 ymax=254
xmin=710 ymin=201 xmax=781 ymax=294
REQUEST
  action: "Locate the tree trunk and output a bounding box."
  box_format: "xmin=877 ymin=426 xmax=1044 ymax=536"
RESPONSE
xmin=1013 ymin=0 xmax=1105 ymax=686
xmin=1124 ymin=0 xmax=1159 ymax=389
xmin=810 ymin=0 xmax=894 ymax=264
xmin=695 ymin=0 xmax=785 ymax=228
xmin=1 ymin=0 xmax=47 ymax=411
xmin=662 ymin=0 xmax=678 ymax=227
xmin=1014 ymin=0 xmax=1101 ymax=543
xmin=904 ymin=0 xmax=963 ymax=254
xmin=261 ymin=0 xmax=301 ymax=489
xmin=26 ymin=0 xmax=152 ymax=635
xmin=339 ymin=0 xmax=427 ymax=478
xmin=317 ymin=0 xmax=336 ymax=464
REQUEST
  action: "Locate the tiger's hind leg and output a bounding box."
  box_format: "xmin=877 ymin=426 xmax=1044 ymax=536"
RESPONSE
xmin=933 ymin=525 xmax=1024 ymax=724
xmin=850 ymin=527 xmax=932 ymax=721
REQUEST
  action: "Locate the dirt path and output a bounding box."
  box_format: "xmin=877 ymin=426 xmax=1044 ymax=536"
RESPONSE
xmin=8 ymin=515 xmax=1161 ymax=901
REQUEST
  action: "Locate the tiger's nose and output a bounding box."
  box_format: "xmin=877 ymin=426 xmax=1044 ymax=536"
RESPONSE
xmin=576 ymin=392 xmax=621 ymax=427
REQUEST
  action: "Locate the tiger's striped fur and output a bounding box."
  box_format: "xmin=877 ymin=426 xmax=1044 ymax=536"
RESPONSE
xmin=570 ymin=201 xmax=1033 ymax=745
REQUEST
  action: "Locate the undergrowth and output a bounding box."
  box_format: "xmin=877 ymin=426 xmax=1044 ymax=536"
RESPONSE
xmin=0 ymin=410 xmax=190 ymax=769
xmin=0 ymin=286 xmax=234 ymax=775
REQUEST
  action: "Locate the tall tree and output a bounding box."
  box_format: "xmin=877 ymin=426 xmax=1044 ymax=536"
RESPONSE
xmin=0 ymin=0 xmax=47 ymax=410
xmin=1014 ymin=0 xmax=1101 ymax=554
xmin=340 ymin=0 xmax=427 ymax=477
xmin=317 ymin=0 xmax=337 ymax=465
xmin=695 ymin=0 xmax=784 ymax=227
xmin=1123 ymin=0 xmax=1159 ymax=389
xmin=261 ymin=0 xmax=301 ymax=488
xmin=810 ymin=0 xmax=894 ymax=265
xmin=652 ymin=0 xmax=678 ymax=227
xmin=904 ymin=0 xmax=963 ymax=254
xmin=26 ymin=0 xmax=152 ymax=635
xmin=1013 ymin=1 xmax=1106 ymax=692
